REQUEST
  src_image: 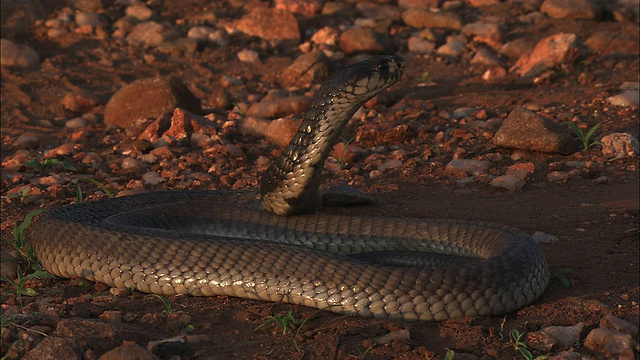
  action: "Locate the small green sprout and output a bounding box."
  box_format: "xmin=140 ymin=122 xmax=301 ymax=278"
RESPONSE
xmin=24 ymin=158 xmax=77 ymax=171
xmin=566 ymin=122 xmax=602 ymax=150
xmin=551 ymin=268 xmax=572 ymax=288
xmin=509 ymin=329 xmax=548 ymax=360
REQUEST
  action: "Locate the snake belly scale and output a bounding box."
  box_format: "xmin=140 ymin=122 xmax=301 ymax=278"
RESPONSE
xmin=31 ymin=55 xmax=549 ymax=321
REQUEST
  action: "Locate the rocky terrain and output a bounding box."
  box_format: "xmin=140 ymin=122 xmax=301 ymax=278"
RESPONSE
xmin=1 ymin=0 xmax=639 ymax=359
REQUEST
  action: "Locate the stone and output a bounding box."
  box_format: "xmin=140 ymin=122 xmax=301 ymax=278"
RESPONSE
xmin=339 ymin=27 xmax=393 ymax=55
xmin=436 ymin=37 xmax=466 ymax=57
xmin=540 ymin=0 xmax=601 ymax=20
xmin=235 ymin=7 xmax=300 ymax=45
xmin=461 ymin=21 xmax=503 ymax=50
xmin=187 ymin=26 xmax=229 ymax=46
xmin=402 ymin=9 xmax=463 ymax=30
xmin=311 ymin=26 xmax=339 ymax=46
xmin=471 ymin=48 xmax=501 ymax=66
xmin=356 ymin=3 xmax=402 ymax=21
xmin=278 ymin=50 xmax=330 ymax=87
xmin=13 ymin=134 xmax=40 ymax=149
xmin=275 ymin=0 xmax=324 ymax=16
xmin=125 ymin=4 xmax=154 ymax=21
xmin=0 ymin=39 xmax=39 ymax=69
xmin=600 ymin=133 xmax=639 ymax=159
xmin=246 ymin=95 xmax=311 ymax=119
xmin=104 ymin=77 xmax=202 ymax=128
xmin=584 ymin=31 xmax=639 ymax=56
xmin=532 ymin=231 xmax=559 ymax=244
xmin=607 ymin=90 xmax=639 ymax=108
xmin=493 ymin=106 xmax=575 ymax=154
xmin=127 ymin=21 xmax=171 ymax=47
xmin=61 ymin=89 xmax=100 ymax=113
xmin=490 ymin=174 xmax=525 ymax=192
xmin=583 ymin=327 xmax=634 ymax=358
xmin=511 ymin=33 xmax=583 ymax=77
xmin=237 ymin=49 xmax=259 ymax=62
xmin=541 ymin=322 xmax=584 ymax=349
xmin=500 ymin=37 xmax=536 ymax=59
xmin=600 ymin=315 xmax=639 ymax=337
xmin=445 ymin=159 xmax=492 ymax=174
xmin=407 ymin=37 xmax=436 ymax=53
xmin=263 ymin=118 xmax=302 ymax=147
xmin=99 ymin=340 xmax=159 ymax=360
xmin=75 ymin=11 xmax=103 ymax=28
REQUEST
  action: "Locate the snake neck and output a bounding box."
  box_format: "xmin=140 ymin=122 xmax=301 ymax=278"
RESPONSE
xmin=260 ymin=55 xmax=406 ymax=216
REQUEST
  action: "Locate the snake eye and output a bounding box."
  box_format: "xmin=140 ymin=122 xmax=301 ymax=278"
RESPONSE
xmin=376 ymin=62 xmax=389 ymax=77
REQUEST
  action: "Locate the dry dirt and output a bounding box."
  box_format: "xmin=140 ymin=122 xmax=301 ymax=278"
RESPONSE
xmin=1 ymin=1 xmax=639 ymax=360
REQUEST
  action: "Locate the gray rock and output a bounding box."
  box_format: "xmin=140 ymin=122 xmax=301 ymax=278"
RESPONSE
xmin=66 ymin=117 xmax=87 ymax=128
xmin=127 ymin=21 xmax=170 ymax=47
xmin=499 ymin=37 xmax=536 ymax=59
xmin=187 ymin=26 xmax=229 ymax=46
xmin=445 ymin=159 xmax=492 ymax=174
xmin=471 ymin=48 xmax=501 ymax=66
xmin=600 ymin=315 xmax=639 ymax=337
xmin=583 ymin=327 xmax=634 ymax=358
xmin=378 ymin=159 xmax=403 ymax=171
xmin=142 ymin=172 xmax=165 ymax=185
xmin=541 ymin=322 xmax=584 ymax=349
xmin=547 ymin=171 xmax=569 ymax=182
xmin=246 ymin=95 xmax=311 ymax=119
xmin=436 ymin=37 xmax=466 ymax=57
xmin=0 ymin=39 xmax=39 ymax=69
xmin=103 ymin=77 xmax=202 ymax=128
xmin=461 ymin=21 xmax=503 ymax=49
xmin=75 ymin=11 xmax=103 ymax=27
xmin=532 ymin=231 xmax=559 ymax=244
xmin=402 ymin=9 xmax=463 ymax=30
xmin=235 ymin=7 xmax=300 ymax=45
xmin=339 ymin=27 xmax=394 ymax=55
xmin=278 ymin=50 xmax=330 ymax=87
xmin=13 ymin=134 xmax=40 ymax=149
xmin=607 ymin=90 xmax=639 ymax=108
xmin=600 ymin=133 xmax=639 ymax=159
xmin=407 ymin=37 xmax=436 ymax=53
xmin=493 ymin=106 xmax=575 ymax=154
xmin=490 ymin=174 xmax=525 ymax=192
xmin=540 ymin=0 xmax=601 ymax=20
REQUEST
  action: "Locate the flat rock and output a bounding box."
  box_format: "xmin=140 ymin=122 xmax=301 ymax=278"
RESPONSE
xmin=0 ymin=39 xmax=39 ymax=69
xmin=445 ymin=159 xmax=492 ymax=174
xmin=541 ymin=322 xmax=584 ymax=349
xmin=511 ymin=33 xmax=583 ymax=77
xmin=278 ymin=50 xmax=330 ymax=88
xmin=235 ymin=7 xmax=300 ymax=45
xmin=607 ymin=90 xmax=639 ymax=108
xmin=104 ymin=77 xmax=202 ymax=128
xmin=540 ymin=0 xmax=601 ymax=20
xmin=493 ymin=106 xmax=575 ymax=154
xmin=339 ymin=27 xmax=393 ymax=55
xmin=490 ymin=174 xmax=525 ymax=192
xmin=402 ymin=9 xmax=463 ymax=30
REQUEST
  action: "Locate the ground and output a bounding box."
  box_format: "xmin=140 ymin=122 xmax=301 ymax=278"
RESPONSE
xmin=1 ymin=1 xmax=639 ymax=360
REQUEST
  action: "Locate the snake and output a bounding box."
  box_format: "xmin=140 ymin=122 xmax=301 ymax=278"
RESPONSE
xmin=31 ymin=55 xmax=549 ymax=321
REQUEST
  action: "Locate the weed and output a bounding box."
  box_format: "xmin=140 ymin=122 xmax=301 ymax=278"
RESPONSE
xmin=421 ymin=71 xmax=431 ymax=83
xmin=566 ymin=122 xmax=602 ymax=151
xmin=1 ymin=267 xmax=54 ymax=302
xmin=444 ymin=349 xmax=455 ymax=360
xmin=80 ymin=178 xmax=114 ymax=198
xmin=147 ymin=294 xmax=175 ymax=315
xmin=76 ymin=186 xmax=84 ymax=203
xmin=5 ymin=187 xmax=31 ymax=202
xmin=352 ymin=343 xmax=376 ymax=359
xmin=328 ymin=135 xmax=357 ymax=170
xmin=24 ymin=158 xmax=77 ymax=172
xmin=7 ymin=209 xmax=46 ymax=271
xmin=550 ymin=268 xmax=572 ymax=288
xmin=509 ymin=329 xmax=548 ymax=360
xmin=255 ymin=307 xmax=328 ymax=352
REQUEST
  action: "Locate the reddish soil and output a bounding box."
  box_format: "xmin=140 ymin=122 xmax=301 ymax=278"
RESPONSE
xmin=1 ymin=1 xmax=638 ymax=360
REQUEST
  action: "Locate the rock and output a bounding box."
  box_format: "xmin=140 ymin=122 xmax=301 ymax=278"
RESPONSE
xmin=493 ymin=106 xmax=575 ymax=154
xmin=0 ymin=39 xmax=39 ymax=69
xmin=104 ymin=77 xmax=202 ymax=128
xmin=511 ymin=33 xmax=583 ymax=77
xmin=356 ymin=2 xmax=402 ymax=21
xmin=339 ymin=27 xmax=393 ymax=55
xmin=235 ymin=7 xmax=300 ymax=45
xmin=125 ymin=4 xmax=154 ymax=21
xmin=187 ymin=26 xmax=229 ymax=46
xmin=71 ymin=0 xmax=103 ymax=12
xmin=157 ymin=38 xmax=199 ymax=56
xmin=99 ymin=340 xmax=159 ymax=360
xmin=311 ymin=26 xmax=339 ymax=46
xmin=548 ymin=350 xmax=583 ymax=359
xmin=142 ymin=172 xmax=165 ymax=185
xmin=583 ymin=327 xmax=634 ymax=358
xmin=275 ymin=0 xmax=324 ymax=16
xmin=445 ymin=159 xmax=492 ymax=174
xmin=532 ymin=231 xmax=559 ymax=244
xmin=398 ymin=0 xmax=439 ymax=8
xmin=584 ymin=31 xmax=639 ymax=56
xmin=61 ymin=89 xmax=100 ymax=113
xmin=436 ymin=36 xmax=466 ymax=57
xmin=263 ymin=118 xmax=302 ymax=147
xmin=461 ymin=21 xmax=503 ymax=50
xmin=278 ymin=50 xmax=330 ymax=87
xmin=540 ymin=0 xmax=601 ymax=20
xmin=373 ymin=329 xmax=410 ymax=345
xmin=66 ymin=117 xmax=87 ymax=128
xmin=600 ymin=133 xmax=639 ymax=159
xmin=525 ymin=330 xmax=555 ymax=352
xmin=126 ymin=21 xmax=172 ymax=47
xmin=13 ymin=134 xmax=40 ymax=149
xmin=407 ymin=37 xmax=436 ymax=53
xmin=471 ymin=48 xmax=501 ymax=66
xmin=121 ymin=157 xmax=142 ymax=171
xmin=482 ymin=66 xmax=507 ymax=81
xmin=500 ymin=37 xmax=536 ymax=59
xmin=75 ymin=11 xmax=103 ymax=28
xmin=378 ymin=159 xmax=403 ymax=171
xmin=0 ymin=251 xmax=18 ymax=279
xmin=490 ymin=174 xmax=525 ymax=192
xmin=541 ymin=322 xmax=584 ymax=349
xmin=600 ymin=315 xmax=639 ymax=337
xmin=237 ymin=49 xmax=259 ymax=62
xmin=246 ymin=95 xmax=311 ymax=119
xmin=402 ymin=9 xmax=463 ymax=30
xmin=607 ymin=90 xmax=639 ymax=108
xmin=547 ymin=171 xmax=569 ymax=182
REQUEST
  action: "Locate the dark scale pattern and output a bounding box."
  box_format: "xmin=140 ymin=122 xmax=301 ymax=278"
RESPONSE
xmin=30 ymin=56 xmax=550 ymax=321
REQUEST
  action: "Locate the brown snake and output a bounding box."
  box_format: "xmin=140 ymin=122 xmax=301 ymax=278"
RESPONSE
xmin=31 ymin=55 xmax=549 ymax=321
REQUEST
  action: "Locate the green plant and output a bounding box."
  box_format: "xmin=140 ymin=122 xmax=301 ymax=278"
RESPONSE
xmin=550 ymin=268 xmax=572 ymax=288
xmin=328 ymin=135 xmax=357 ymax=170
xmin=80 ymin=178 xmax=114 ymax=198
xmin=509 ymin=329 xmax=548 ymax=360
xmin=147 ymin=294 xmax=175 ymax=315
xmin=255 ymin=307 xmax=328 ymax=352
xmin=24 ymin=158 xmax=77 ymax=171
xmin=421 ymin=71 xmax=431 ymax=83
xmin=1 ymin=267 xmax=54 ymax=301
xmin=444 ymin=349 xmax=455 ymax=360
xmin=352 ymin=343 xmax=376 ymax=359
xmin=6 ymin=187 xmax=31 ymax=202
xmin=566 ymin=122 xmax=602 ymax=150
xmin=7 ymin=209 xmax=46 ymax=271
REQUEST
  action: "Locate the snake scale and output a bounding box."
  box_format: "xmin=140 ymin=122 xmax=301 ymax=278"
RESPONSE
xmin=31 ymin=55 xmax=549 ymax=321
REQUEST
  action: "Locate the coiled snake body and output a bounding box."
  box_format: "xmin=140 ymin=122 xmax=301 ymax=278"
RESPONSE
xmin=32 ymin=56 xmax=549 ymax=321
